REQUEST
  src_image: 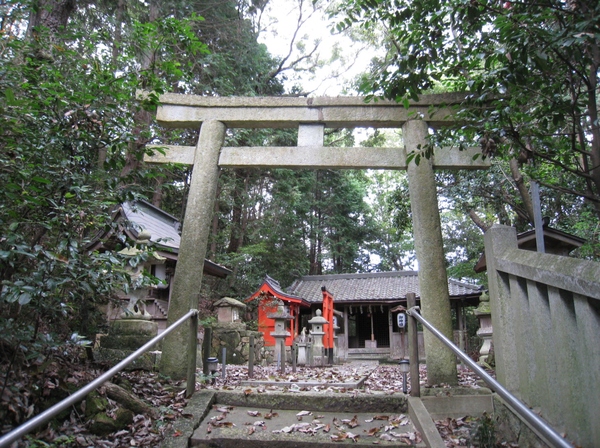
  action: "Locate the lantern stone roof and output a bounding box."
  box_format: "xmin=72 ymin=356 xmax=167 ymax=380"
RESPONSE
xmin=287 ymin=271 xmax=482 ymax=305
xmin=214 ymin=297 xmax=247 ymax=309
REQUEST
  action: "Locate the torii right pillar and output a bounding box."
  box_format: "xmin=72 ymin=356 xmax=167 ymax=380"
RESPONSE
xmin=403 ymin=119 xmax=456 ymax=386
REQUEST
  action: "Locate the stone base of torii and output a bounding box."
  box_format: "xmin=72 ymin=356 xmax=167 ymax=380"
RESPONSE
xmin=143 ymin=93 xmax=489 ymax=385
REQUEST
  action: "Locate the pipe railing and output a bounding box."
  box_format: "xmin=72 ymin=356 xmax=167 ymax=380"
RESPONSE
xmin=0 ymin=309 xmax=199 ymax=448
xmin=406 ymin=306 xmax=572 ymax=448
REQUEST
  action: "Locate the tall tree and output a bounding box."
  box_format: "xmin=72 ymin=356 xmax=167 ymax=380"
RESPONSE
xmin=332 ymin=0 xmax=600 ymax=250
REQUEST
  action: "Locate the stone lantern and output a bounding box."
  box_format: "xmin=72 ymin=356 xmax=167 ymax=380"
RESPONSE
xmin=97 ymin=229 xmax=162 ymax=370
xmin=474 ymin=291 xmax=493 ymax=365
xmin=267 ymin=302 xmax=293 ymax=366
xmin=308 ymin=309 xmax=328 ymax=365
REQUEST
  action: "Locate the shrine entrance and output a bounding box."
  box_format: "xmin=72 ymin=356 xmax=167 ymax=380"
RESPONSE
xmin=145 ymin=93 xmax=490 ymax=384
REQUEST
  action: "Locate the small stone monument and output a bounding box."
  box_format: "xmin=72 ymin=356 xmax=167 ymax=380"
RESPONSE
xmin=268 ymin=302 xmax=293 ymax=366
xmin=332 ymin=315 xmax=340 ymax=364
xmin=96 ymin=230 xmax=162 ymax=370
xmin=214 ymin=297 xmax=247 ymax=325
xmin=308 ymin=309 xmax=328 ymax=366
xmin=297 ymin=327 xmax=308 ymax=366
xmin=474 ymin=291 xmax=493 ymax=366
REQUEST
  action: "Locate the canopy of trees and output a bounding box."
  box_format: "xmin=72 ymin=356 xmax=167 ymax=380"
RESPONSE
xmin=333 ymin=0 xmax=600 ymax=253
xmin=1 ymin=0 xmax=598 ymax=429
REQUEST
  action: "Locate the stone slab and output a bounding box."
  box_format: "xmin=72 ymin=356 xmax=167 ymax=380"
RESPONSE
xmin=160 ymin=390 xmax=216 ymax=448
xmin=145 ymin=145 xmax=489 ymax=170
xmin=421 ymin=395 xmax=494 ymax=420
xmin=153 ymin=92 xmax=470 ymax=129
xmin=408 ymin=397 xmax=445 ymax=448
xmin=214 ymin=389 xmax=409 ymax=414
xmin=191 ymin=402 xmax=423 ymax=447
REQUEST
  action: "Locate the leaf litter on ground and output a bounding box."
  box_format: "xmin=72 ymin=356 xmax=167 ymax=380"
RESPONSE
xmin=2 ymin=361 xmax=492 ymax=447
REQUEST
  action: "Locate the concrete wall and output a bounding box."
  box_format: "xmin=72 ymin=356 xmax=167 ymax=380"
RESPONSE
xmin=484 ymin=225 xmax=600 ymax=448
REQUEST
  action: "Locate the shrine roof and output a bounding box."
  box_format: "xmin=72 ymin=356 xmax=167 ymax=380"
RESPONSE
xmin=86 ymin=200 xmax=231 ymax=278
xmin=246 ymin=275 xmax=310 ymax=307
xmin=286 ymin=271 xmax=482 ymax=304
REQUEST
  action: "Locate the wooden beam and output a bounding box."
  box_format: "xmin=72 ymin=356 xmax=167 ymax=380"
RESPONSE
xmin=145 ymin=144 xmax=489 ymax=170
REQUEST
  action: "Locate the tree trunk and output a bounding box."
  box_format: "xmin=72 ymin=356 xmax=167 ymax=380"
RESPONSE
xmin=509 ymin=158 xmax=534 ymax=225
xmin=119 ymin=0 xmax=158 ymax=179
xmin=27 ymin=0 xmax=76 ymax=38
xmin=103 ymin=382 xmax=158 ymax=419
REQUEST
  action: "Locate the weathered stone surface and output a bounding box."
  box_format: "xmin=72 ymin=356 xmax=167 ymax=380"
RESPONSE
xmin=208 ymin=326 xmax=265 ymax=365
xmin=147 ymin=145 xmax=489 ymax=170
xmin=94 ymin=348 xmax=157 ymax=371
xmin=214 ymin=390 xmax=408 ymax=414
xmin=159 ymin=120 xmax=226 ymax=380
xmin=99 ymin=334 xmax=157 ymax=350
xmin=403 ymin=119 xmax=456 ymax=386
xmin=159 ymin=391 xmax=216 ymax=448
xmin=154 ymin=92 xmax=470 ymax=129
xmin=85 ymin=391 xmax=108 ymax=418
xmin=110 ymin=319 xmax=158 ymax=336
xmin=492 ymin=395 xmax=551 ymax=448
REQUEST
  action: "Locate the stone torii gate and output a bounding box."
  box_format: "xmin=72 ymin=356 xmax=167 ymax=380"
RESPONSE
xmin=145 ymin=93 xmax=489 ymax=384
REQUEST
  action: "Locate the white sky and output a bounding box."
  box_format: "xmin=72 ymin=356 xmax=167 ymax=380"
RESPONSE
xmin=258 ymin=0 xmax=377 ymax=96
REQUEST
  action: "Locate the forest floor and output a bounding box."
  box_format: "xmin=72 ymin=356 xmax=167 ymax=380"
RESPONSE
xmin=1 ymin=360 xmax=496 ymax=447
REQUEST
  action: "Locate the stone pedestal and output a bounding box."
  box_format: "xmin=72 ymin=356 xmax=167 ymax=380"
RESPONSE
xmin=268 ymin=304 xmax=293 ymax=367
xmin=365 ymin=340 xmax=378 ymax=349
xmin=96 ymin=319 xmax=158 ymax=370
xmin=308 ymin=309 xmax=328 ymax=366
xmin=297 ymin=343 xmax=307 ymax=366
xmin=474 ymin=291 xmax=493 ymax=365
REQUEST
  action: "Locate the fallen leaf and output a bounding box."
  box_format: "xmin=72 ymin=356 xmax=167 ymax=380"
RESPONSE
xmin=366 ymin=427 xmax=380 ymax=436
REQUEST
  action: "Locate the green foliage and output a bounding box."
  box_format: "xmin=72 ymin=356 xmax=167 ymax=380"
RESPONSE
xmin=332 ymin=0 xmax=600 ymax=254
xmin=469 ymin=412 xmax=496 ymax=448
xmin=0 ymin=4 xmax=209 ymax=367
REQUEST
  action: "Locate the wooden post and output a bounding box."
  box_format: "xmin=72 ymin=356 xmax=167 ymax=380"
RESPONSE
xmin=202 ymin=327 xmax=212 ymax=376
xmin=186 ymin=311 xmax=198 ymax=397
xmin=407 ymin=292 xmax=420 ymax=397
xmin=248 ymin=335 xmax=255 ymax=378
xmin=291 ymin=343 xmax=297 ymax=373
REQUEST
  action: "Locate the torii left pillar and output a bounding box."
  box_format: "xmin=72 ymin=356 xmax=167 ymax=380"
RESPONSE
xmin=159 ymin=120 xmax=225 ymax=379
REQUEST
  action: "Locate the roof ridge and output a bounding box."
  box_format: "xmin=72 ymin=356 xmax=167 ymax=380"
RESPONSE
xmin=299 ymin=271 xmax=418 ymax=281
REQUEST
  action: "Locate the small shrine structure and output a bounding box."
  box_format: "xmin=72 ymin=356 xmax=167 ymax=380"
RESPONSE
xmin=245 ymin=276 xmax=309 ymax=348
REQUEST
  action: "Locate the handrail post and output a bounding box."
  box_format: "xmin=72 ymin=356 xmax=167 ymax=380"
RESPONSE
xmin=406 ymin=292 xmax=420 ymax=397
xmin=186 ymin=309 xmax=199 ymax=397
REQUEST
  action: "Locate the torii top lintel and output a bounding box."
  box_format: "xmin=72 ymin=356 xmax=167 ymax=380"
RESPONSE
xmin=155 ymin=92 xmax=469 ymax=129
xmin=145 ymin=93 xmax=490 ymax=170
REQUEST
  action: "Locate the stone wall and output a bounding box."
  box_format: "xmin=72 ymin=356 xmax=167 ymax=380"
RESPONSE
xmin=209 ymin=323 xmax=267 ymax=365
xmin=485 ymin=225 xmax=600 ymax=447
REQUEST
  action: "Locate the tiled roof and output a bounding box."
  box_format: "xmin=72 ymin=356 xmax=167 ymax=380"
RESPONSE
xmin=287 ymin=271 xmax=481 ymax=303
xmin=121 ymin=201 xmax=231 ymax=278
xmin=121 ymin=201 xmax=181 ymax=252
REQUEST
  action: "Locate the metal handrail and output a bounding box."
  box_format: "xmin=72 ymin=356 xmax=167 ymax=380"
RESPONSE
xmin=0 ymin=309 xmax=198 ymax=448
xmin=407 ymin=306 xmax=572 ymax=448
